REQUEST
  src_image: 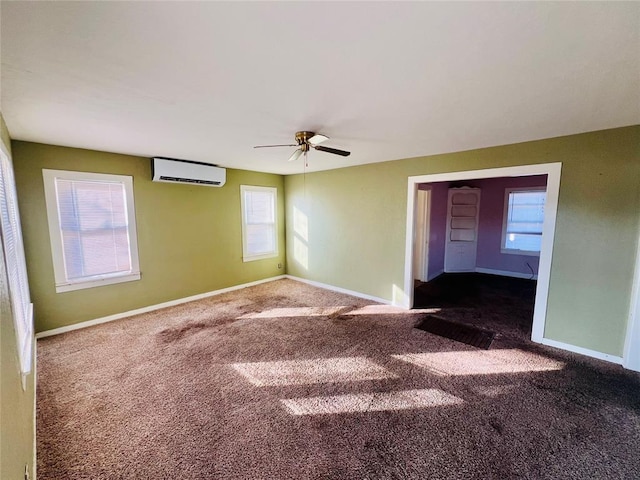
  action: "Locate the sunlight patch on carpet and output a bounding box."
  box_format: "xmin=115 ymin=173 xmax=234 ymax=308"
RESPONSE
xmin=281 ymin=388 xmax=463 ymax=415
xmin=231 ymin=357 xmax=397 ymax=386
xmin=238 ymin=306 xmax=348 ymax=319
xmin=345 ymin=305 xmax=441 ymax=315
xmin=392 ymin=349 xmax=565 ymax=376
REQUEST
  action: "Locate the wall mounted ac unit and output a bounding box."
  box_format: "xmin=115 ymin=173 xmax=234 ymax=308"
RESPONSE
xmin=151 ymin=157 xmax=226 ymax=187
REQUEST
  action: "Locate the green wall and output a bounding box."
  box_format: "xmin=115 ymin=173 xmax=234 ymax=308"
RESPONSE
xmin=13 ymin=141 xmax=286 ymax=332
xmin=0 ymin=116 xmax=35 ymax=480
xmin=285 ymin=126 xmax=640 ymax=357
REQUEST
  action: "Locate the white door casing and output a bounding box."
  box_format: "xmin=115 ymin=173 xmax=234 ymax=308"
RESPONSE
xmin=412 ymin=189 xmax=430 ymax=282
xmin=623 ymin=228 xmax=640 ymax=372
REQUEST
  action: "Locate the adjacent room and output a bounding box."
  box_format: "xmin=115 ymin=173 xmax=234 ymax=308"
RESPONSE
xmin=1 ymin=2 xmax=639 ymax=480
xmin=412 ymin=174 xmax=548 ymax=342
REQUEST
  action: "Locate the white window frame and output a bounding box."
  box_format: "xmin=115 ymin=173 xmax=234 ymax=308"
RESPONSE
xmin=42 ymin=169 xmax=141 ymax=293
xmin=240 ymin=185 xmax=278 ymax=262
xmin=0 ymin=147 xmax=34 ymax=377
xmin=501 ymin=187 xmax=546 ymax=257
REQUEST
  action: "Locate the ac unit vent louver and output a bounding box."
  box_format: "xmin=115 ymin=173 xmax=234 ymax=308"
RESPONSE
xmin=158 ymin=176 xmax=221 ymax=186
xmin=152 ymin=157 xmax=226 ymax=187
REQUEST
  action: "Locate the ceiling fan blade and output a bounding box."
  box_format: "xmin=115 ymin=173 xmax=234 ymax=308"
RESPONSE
xmin=288 ymin=149 xmax=303 ymax=162
xmin=254 ymin=144 xmax=298 ymax=148
xmin=308 ymin=134 xmax=329 ymax=146
xmin=313 ymin=145 xmax=351 ymax=157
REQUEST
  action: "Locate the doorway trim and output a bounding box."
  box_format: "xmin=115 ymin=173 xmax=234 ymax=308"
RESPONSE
xmin=622 ymin=227 xmax=640 ymax=372
xmin=413 ymin=188 xmax=431 ymax=282
xmin=402 ymin=162 xmax=562 ymax=344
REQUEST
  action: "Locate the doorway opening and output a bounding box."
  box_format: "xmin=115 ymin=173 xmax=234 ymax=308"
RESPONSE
xmin=412 ymin=175 xmax=546 ymax=341
xmin=403 ymin=163 xmax=562 ymax=345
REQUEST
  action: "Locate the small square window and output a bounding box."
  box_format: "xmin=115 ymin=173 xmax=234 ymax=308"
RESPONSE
xmin=42 ymin=169 xmax=141 ymax=292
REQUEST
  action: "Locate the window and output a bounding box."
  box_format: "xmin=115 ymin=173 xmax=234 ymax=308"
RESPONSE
xmin=502 ymin=188 xmax=546 ymax=255
xmin=240 ymin=185 xmax=278 ymax=261
xmin=43 ymin=170 xmax=140 ymax=292
xmin=0 ymin=150 xmax=33 ymax=375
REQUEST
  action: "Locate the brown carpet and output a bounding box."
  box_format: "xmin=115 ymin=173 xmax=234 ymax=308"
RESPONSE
xmin=414 ymin=273 xmax=537 ymax=342
xmin=37 ymin=279 xmax=640 ymax=479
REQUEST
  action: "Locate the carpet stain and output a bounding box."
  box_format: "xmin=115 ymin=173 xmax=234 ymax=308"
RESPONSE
xmin=249 ymin=294 xmax=290 ymax=306
xmin=489 ymin=418 xmax=504 ymax=435
xmin=157 ymin=321 xmax=210 ymax=342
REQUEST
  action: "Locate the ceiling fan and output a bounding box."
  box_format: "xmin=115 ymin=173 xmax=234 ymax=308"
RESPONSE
xmin=254 ymin=131 xmax=351 ymax=162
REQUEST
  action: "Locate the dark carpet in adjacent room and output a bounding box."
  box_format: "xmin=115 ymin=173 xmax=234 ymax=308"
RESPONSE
xmin=37 ymin=279 xmax=640 ymax=479
xmin=414 ymin=273 xmax=536 ymax=342
xmin=415 ymin=314 xmax=496 ymax=349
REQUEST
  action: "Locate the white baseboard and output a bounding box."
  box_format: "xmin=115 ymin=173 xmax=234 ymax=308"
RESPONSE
xmin=285 ymin=275 xmax=391 ymax=305
xmin=475 ymin=267 xmax=538 ymax=280
xmin=540 ymin=338 xmax=623 ymax=365
xmin=36 ymin=275 xmax=287 ymax=339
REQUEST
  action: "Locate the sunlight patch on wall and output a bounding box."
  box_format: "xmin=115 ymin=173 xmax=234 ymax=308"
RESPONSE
xmin=293 ymin=236 xmax=308 ymax=270
xmin=392 ymin=284 xmax=407 ymax=307
xmin=281 ymin=388 xmax=463 ymax=415
xmin=392 ymin=349 xmax=565 ymax=376
xmin=238 ymin=306 xmax=348 ymax=319
xmin=231 ymin=357 xmax=397 ymax=387
xmin=293 ymin=206 xmax=308 ymax=241
xmin=345 ymin=305 xmax=441 ymax=316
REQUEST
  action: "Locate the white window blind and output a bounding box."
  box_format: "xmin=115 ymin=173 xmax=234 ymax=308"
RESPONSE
xmin=43 ymin=170 xmax=140 ymax=292
xmin=0 ymin=151 xmax=33 ymax=375
xmin=241 ymin=185 xmax=278 ymax=261
xmin=502 ymin=189 xmax=546 ymax=254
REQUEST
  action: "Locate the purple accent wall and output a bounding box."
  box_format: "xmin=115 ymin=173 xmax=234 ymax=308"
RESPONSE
xmin=469 ymin=175 xmax=547 ymax=276
xmin=419 ymin=175 xmax=547 ymax=280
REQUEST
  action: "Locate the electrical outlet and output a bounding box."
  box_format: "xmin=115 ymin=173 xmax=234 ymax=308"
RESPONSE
xmin=277 ymin=263 xmax=283 ymax=269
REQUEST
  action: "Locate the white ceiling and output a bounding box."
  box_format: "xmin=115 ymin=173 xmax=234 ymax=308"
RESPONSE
xmin=2 ymin=2 xmax=638 ymax=175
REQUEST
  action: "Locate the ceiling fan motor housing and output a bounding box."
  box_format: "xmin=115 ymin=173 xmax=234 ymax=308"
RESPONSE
xmin=295 ymin=131 xmax=314 ymax=143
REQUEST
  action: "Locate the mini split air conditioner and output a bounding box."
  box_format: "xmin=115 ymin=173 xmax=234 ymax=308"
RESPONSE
xmin=151 ymin=157 xmax=226 ymax=187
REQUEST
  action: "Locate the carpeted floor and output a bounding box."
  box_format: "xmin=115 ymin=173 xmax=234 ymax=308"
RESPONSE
xmin=37 ymin=279 xmax=640 ymax=479
xmin=414 ymin=273 xmax=537 ymax=342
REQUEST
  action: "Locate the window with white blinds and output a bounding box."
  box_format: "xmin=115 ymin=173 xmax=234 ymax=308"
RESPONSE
xmin=502 ymin=188 xmax=546 ymax=255
xmin=42 ymin=170 xmax=140 ymax=292
xmin=0 ymin=150 xmax=33 ymax=375
xmin=240 ymin=185 xmax=278 ymax=262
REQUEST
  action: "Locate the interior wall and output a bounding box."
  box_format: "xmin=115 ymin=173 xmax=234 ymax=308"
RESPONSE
xmin=424 ymin=175 xmax=547 ymax=278
xmin=12 ymin=141 xmax=286 ymax=332
xmin=285 ymin=126 xmax=640 ymax=357
xmin=0 ymin=115 xmax=36 ymax=480
xmin=471 ymin=175 xmax=547 ymax=275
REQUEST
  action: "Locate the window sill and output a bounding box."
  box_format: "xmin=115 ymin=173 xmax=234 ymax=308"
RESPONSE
xmin=500 ymin=249 xmax=540 ymax=257
xmin=55 ymin=272 xmax=141 ymax=293
xmin=243 ymin=252 xmax=278 ymax=263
